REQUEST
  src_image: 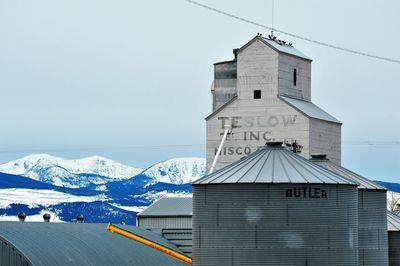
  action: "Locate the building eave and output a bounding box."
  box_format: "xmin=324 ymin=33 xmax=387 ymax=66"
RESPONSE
xmin=205 ymin=95 xmax=238 ymax=121
xmin=214 ymin=59 xmax=236 ymax=66
xmin=278 ymin=95 xmax=342 ymax=125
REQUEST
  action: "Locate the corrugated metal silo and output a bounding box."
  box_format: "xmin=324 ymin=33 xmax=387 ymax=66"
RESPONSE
xmin=192 ymin=143 xmax=359 ymax=266
xmin=388 ymin=211 xmax=400 ymax=266
xmin=311 ymin=154 xmax=388 ymax=266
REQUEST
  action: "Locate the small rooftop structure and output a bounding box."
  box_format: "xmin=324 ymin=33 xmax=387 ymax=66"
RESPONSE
xmin=0 ymin=222 xmax=186 ymax=266
xmin=310 ymin=154 xmax=385 ymax=190
xmin=137 ymin=197 xmax=192 ymax=217
xmin=195 ymin=143 xmax=356 ymax=185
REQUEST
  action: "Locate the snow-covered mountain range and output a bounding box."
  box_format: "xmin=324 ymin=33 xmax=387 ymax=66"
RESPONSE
xmin=0 ymin=154 xmax=205 ymax=188
xmin=0 ymin=154 xmax=142 ymax=188
xmin=0 ymin=155 xmax=206 ymax=224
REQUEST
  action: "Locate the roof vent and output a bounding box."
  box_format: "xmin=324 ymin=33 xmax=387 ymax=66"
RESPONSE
xmin=18 ymin=212 xmax=26 ymax=222
xmin=310 ymin=154 xmax=328 ymax=159
xmin=43 ymin=213 xmax=51 ymax=222
xmin=76 ymin=214 xmax=84 ymax=223
xmin=266 ymin=141 xmax=283 ymax=147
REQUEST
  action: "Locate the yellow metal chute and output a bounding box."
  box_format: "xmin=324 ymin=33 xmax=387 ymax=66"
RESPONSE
xmin=107 ymin=223 xmax=192 ymax=265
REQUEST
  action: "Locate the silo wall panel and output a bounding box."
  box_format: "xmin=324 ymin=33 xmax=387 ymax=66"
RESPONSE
xmin=358 ymin=189 xmax=388 ymax=266
xmin=192 ymin=184 xmax=359 ymax=266
xmin=389 ymin=232 xmax=400 ymax=266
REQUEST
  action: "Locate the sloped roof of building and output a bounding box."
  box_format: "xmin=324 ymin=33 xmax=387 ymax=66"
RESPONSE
xmin=0 ymin=222 xmax=186 ymax=266
xmin=279 ymin=96 xmax=341 ymax=124
xmin=138 ymin=197 xmax=192 ymax=217
xmin=237 ymin=35 xmax=311 ymax=61
xmin=261 ymin=37 xmax=312 ymax=61
xmin=310 ymin=155 xmax=385 ymax=190
xmin=388 ymin=212 xmax=400 ymax=231
xmin=193 ymin=143 xmax=356 ymax=185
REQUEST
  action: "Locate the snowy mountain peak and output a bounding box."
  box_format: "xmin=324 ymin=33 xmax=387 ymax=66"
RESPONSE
xmin=143 ymin=157 xmax=206 ymax=184
xmin=0 ymin=154 xmax=65 ymax=175
xmin=0 ymin=154 xmax=143 ymax=188
xmin=61 ymin=155 xmax=142 ymax=179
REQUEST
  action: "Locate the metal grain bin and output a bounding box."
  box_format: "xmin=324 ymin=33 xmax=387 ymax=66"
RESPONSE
xmin=192 ymin=143 xmax=359 ymax=266
xmin=388 ymin=211 xmax=400 ymax=266
xmin=311 ymin=154 xmax=388 ymax=266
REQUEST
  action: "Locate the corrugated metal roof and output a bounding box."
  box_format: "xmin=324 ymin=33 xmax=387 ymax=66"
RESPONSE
xmin=0 ymin=222 xmax=186 ymax=266
xmin=388 ymin=212 xmax=400 ymax=231
xmin=261 ymin=37 xmax=312 ymax=61
xmin=193 ymin=144 xmax=356 ymax=185
xmin=310 ymin=157 xmax=385 ymax=190
xmin=279 ymin=96 xmax=341 ymax=124
xmin=138 ymin=197 xmax=192 ymax=217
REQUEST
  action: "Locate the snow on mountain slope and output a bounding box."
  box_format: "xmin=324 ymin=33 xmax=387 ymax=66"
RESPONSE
xmin=133 ymin=190 xmax=192 ymax=202
xmin=0 ymin=154 xmax=143 ymax=188
xmin=0 ymin=188 xmax=103 ymax=209
xmin=142 ymin=158 xmax=206 ymax=184
xmin=61 ymin=156 xmax=142 ymax=179
xmin=0 ymin=210 xmax=64 ymax=222
xmin=0 ymin=154 xmax=63 ymax=176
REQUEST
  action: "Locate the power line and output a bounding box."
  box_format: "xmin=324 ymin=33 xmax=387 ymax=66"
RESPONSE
xmin=0 ymin=141 xmax=398 ymax=154
xmin=343 ymin=141 xmax=400 ymax=146
xmin=185 ymin=0 xmax=400 ymax=64
xmin=0 ymin=144 xmax=205 ymax=154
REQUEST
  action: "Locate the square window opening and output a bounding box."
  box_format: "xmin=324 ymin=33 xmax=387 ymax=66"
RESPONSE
xmin=254 ymin=90 xmax=261 ymax=99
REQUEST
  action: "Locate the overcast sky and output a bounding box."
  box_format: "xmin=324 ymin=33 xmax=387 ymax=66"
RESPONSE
xmin=0 ymin=0 xmax=399 ymax=182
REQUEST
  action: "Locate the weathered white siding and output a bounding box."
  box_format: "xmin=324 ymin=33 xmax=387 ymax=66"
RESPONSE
xmin=237 ymin=39 xmax=279 ymax=100
xmin=206 ymin=98 xmax=310 ymax=170
xmin=309 ymin=119 xmax=341 ymax=164
xmin=278 ymin=53 xmax=311 ymax=101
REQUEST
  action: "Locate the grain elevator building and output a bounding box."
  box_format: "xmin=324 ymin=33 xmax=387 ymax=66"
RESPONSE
xmin=206 ymin=34 xmax=341 ymax=171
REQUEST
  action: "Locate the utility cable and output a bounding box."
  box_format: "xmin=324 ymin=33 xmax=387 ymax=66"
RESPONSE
xmin=0 ymin=141 xmax=398 ymax=154
xmin=185 ymin=0 xmax=400 ymax=64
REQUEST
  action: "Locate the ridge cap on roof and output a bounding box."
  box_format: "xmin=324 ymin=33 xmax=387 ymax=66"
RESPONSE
xmin=235 ymin=35 xmax=312 ymax=61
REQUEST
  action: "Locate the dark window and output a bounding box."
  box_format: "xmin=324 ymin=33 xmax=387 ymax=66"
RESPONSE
xmin=254 ymin=90 xmax=261 ymax=99
xmin=293 ymin=68 xmax=297 ymax=86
